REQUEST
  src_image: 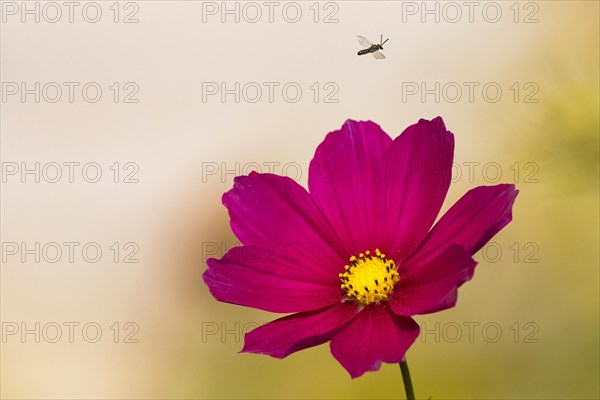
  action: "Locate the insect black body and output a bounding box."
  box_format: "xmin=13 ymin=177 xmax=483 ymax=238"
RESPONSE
xmin=358 ymin=44 xmax=384 ymax=56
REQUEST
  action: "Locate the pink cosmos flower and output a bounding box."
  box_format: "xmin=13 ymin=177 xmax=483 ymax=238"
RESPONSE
xmin=203 ymin=117 xmax=518 ymax=378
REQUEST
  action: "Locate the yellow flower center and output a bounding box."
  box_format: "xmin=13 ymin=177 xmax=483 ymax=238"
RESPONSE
xmin=339 ymin=249 xmax=399 ymax=305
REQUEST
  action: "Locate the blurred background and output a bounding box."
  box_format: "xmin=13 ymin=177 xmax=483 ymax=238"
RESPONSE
xmin=1 ymin=1 xmax=598 ymax=398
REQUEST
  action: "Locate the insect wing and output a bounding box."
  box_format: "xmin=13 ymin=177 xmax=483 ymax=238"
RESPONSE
xmin=372 ymin=51 xmax=386 ymax=59
xmin=357 ymin=35 xmax=373 ymax=47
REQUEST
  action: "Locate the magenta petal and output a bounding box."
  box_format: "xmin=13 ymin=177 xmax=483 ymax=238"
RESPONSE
xmin=224 ymin=172 xmax=345 ymax=265
xmin=242 ymin=301 xmax=359 ymax=358
xmin=389 ymin=245 xmax=477 ymax=316
xmin=204 ymin=246 xmax=343 ymax=313
xmin=308 ymin=120 xmax=393 ymax=255
xmin=408 ymin=184 xmax=519 ymax=267
xmin=382 ymin=117 xmax=454 ymax=261
xmin=330 ymin=303 xmax=420 ymax=378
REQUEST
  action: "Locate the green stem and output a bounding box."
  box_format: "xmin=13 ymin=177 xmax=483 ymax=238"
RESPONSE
xmin=399 ymin=359 xmax=415 ymax=400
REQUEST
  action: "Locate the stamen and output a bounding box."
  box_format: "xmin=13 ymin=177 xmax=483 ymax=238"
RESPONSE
xmin=339 ymin=249 xmax=400 ymax=305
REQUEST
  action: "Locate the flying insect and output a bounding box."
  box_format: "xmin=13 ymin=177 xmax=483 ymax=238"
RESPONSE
xmin=357 ymin=34 xmax=389 ymax=59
